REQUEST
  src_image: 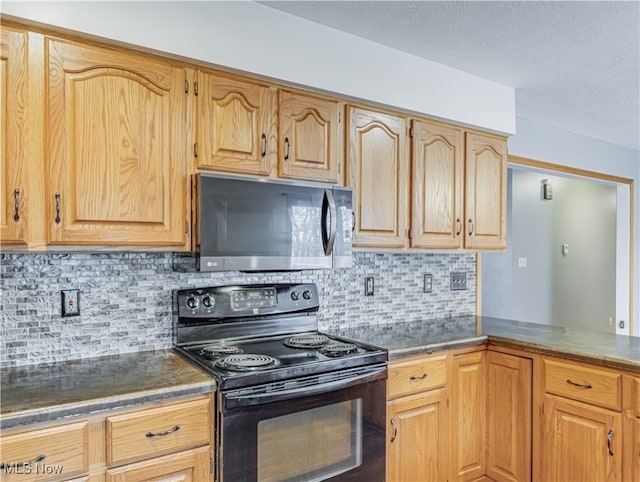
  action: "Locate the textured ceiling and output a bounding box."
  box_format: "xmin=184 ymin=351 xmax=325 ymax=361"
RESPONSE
xmin=260 ymin=1 xmax=640 ymax=151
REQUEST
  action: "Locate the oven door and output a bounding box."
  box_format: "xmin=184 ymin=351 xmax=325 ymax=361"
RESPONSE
xmin=218 ymin=364 xmax=386 ymax=482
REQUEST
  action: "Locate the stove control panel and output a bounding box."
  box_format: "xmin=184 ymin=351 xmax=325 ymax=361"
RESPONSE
xmin=176 ymin=283 xmax=319 ymax=319
xmin=230 ymin=287 xmax=276 ymax=310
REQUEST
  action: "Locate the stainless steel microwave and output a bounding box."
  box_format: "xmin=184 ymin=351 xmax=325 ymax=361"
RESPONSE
xmin=193 ymin=173 xmax=352 ymax=272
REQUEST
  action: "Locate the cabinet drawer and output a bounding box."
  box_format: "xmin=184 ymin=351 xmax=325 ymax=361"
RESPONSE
xmin=0 ymin=421 xmax=88 ymax=481
xmin=388 ymin=355 xmax=447 ymax=399
xmin=106 ymin=397 xmax=211 ymax=466
xmin=544 ymin=359 xmax=621 ymax=411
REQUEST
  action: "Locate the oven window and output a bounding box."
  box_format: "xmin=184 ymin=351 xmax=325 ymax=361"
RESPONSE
xmin=257 ymin=399 xmax=363 ymax=481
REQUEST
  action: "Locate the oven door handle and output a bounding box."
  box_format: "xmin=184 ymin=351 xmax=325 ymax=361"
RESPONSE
xmin=224 ymin=365 xmax=387 ymax=409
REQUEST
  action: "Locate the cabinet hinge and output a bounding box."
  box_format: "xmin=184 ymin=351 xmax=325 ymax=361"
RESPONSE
xmin=194 ymin=81 xmax=199 ymax=96
xmin=409 ymin=126 xmax=414 ymax=137
xmin=211 ymin=458 xmax=214 ymax=474
xmin=194 ymin=143 xmax=198 ymax=158
xmin=185 ymin=78 xmax=189 ymax=94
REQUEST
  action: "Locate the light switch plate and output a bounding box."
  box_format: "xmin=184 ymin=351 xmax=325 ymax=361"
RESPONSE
xmin=450 ymin=272 xmax=467 ymax=291
xmin=61 ymin=289 xmax=80 ymax=317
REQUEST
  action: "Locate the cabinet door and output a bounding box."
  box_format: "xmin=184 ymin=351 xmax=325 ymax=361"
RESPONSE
xmin=279 ymin=90 xmax=342 ymax=183
xmin=464 ymin=132 xmax=507 ymax=249
xmin=105 ymin=446 xmax=210 ymax=482
xmin=411 ymin=119 xmax=463 ymax=248
xmin=486 ymin=351 xmax=532 ymax=482
xmin=450 ymin=351 xmax=486 ymax=481
xmin=197 ymin=71 xmax=276 ymax=176
xmin=542 ymin=395 xmax=622 ymax=482
xmin=348 ymin=106 xmax=408 ymax=248
xmin=0 ymin=27 xmax=28 ymax=245
xmin=46 ymin=38 xmax=188 ymax=246
xmin=387 ymin=388 xmax=449 ymax=482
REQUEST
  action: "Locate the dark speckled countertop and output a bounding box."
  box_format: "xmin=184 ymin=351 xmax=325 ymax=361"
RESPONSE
xmin=0 ymin=350 xmax=216 ymax=430
xmin=328 ymin=316 xmax=639 ymax=372
xmin=328 ymin=316 xmax=485 ymax=359
xmin=481 ymin=316 xmax=640 ymax=372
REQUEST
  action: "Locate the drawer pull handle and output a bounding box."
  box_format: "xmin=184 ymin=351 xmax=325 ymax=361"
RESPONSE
xmin=0 ymin=454 xmax=46 ymax=469
xmin=13 ymin=188 xmax=20 ymax=222
xmin=409 ymin=373 xmax=427 ymax=380
xmin=566 ymin=379 xmax=592 ymax=389
xmin=607 ymin=429 xmax=614 ymax=456
xmin=145 ymin=424 xmax=181 ymax=438
xmin=390 ymin=418 xmax=398 ymax=443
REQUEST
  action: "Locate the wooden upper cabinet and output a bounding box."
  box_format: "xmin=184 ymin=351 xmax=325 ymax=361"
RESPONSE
xmin=348 ymin=106 xmax=408 ymax=248
xmin=46 ymin=39 xmax=189 ymax=246
xmin=411 ymin=119 xmax=464 ymax=249
xmin=279 ymin=90 xmax=342 ymax=183
xmin=0 ymin=27 xmax=28 ymax=245
xmin=464 ymin=132 xmax=507 ymax=249
xmin=196 ymin=71 xmax=276 ymax=176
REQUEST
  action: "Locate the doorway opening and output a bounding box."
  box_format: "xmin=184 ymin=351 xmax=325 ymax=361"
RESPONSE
xmin=481 ymin=156 xmax=633 ymax=335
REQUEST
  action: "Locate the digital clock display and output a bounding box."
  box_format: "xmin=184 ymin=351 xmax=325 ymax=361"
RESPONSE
xmin=246 ymin=291 xmax=261 ymax=299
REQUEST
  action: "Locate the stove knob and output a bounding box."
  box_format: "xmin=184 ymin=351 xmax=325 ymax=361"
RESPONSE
xmin=302 ymin=290 xmax=312 ymax=300
xmin=186 ymin=295 xmax=200 ymax=309
xmin=290 ymin=291 xmax=300 ymax=301
xmin=202 ymin=294 xmax=215 ymax=308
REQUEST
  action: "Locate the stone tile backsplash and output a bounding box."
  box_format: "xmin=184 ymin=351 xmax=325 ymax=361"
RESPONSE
xmin=1 ymin=252 xmax=476 ymax=367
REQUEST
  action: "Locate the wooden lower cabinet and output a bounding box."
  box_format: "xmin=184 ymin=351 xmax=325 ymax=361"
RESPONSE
xmin=0 ymin=395 xmax=213 ymax=482
xmin=450 ymin=351 xmax=486 ymax=481
xmin=542 ymin=394 xmax=622 ymax=482
xmin=486 ymin=351 xmax=532 ymax=482
xmin=387 ymin=388 xmax=449 ymax=482
xmin=105 ymin=446 xmax=210 ymax=482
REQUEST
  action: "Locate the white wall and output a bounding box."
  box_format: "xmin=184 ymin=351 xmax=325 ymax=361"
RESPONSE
xmin=0 ymin=0 xmax=516 ymax=135
xmin=508 ymin=117 xmax=640 ymax=334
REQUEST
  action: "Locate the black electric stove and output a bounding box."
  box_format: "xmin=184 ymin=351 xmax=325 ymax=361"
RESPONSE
xmin=173 ymin=283 xmax=387 ymax=391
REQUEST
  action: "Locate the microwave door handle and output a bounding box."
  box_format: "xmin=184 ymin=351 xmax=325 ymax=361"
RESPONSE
xmin=321 ymin=189 xmax=337 ymax=255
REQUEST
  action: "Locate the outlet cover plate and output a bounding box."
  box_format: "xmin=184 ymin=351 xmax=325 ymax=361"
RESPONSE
xmin=364 ymin=277 xmax=374 ymax=296
xmin=61 ymin=289 xmax=80 ymax=317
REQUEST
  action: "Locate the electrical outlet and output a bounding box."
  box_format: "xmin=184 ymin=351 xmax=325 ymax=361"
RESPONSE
xmin=450 ymin=272 xmax=467 ymax=291
xmin=364 ymin=277 xmax=375 ymax=296
xmin=61 ymin=289 xmax=80 ymax=316
xmin=424 ymin=274 xmax=433 ymax=293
